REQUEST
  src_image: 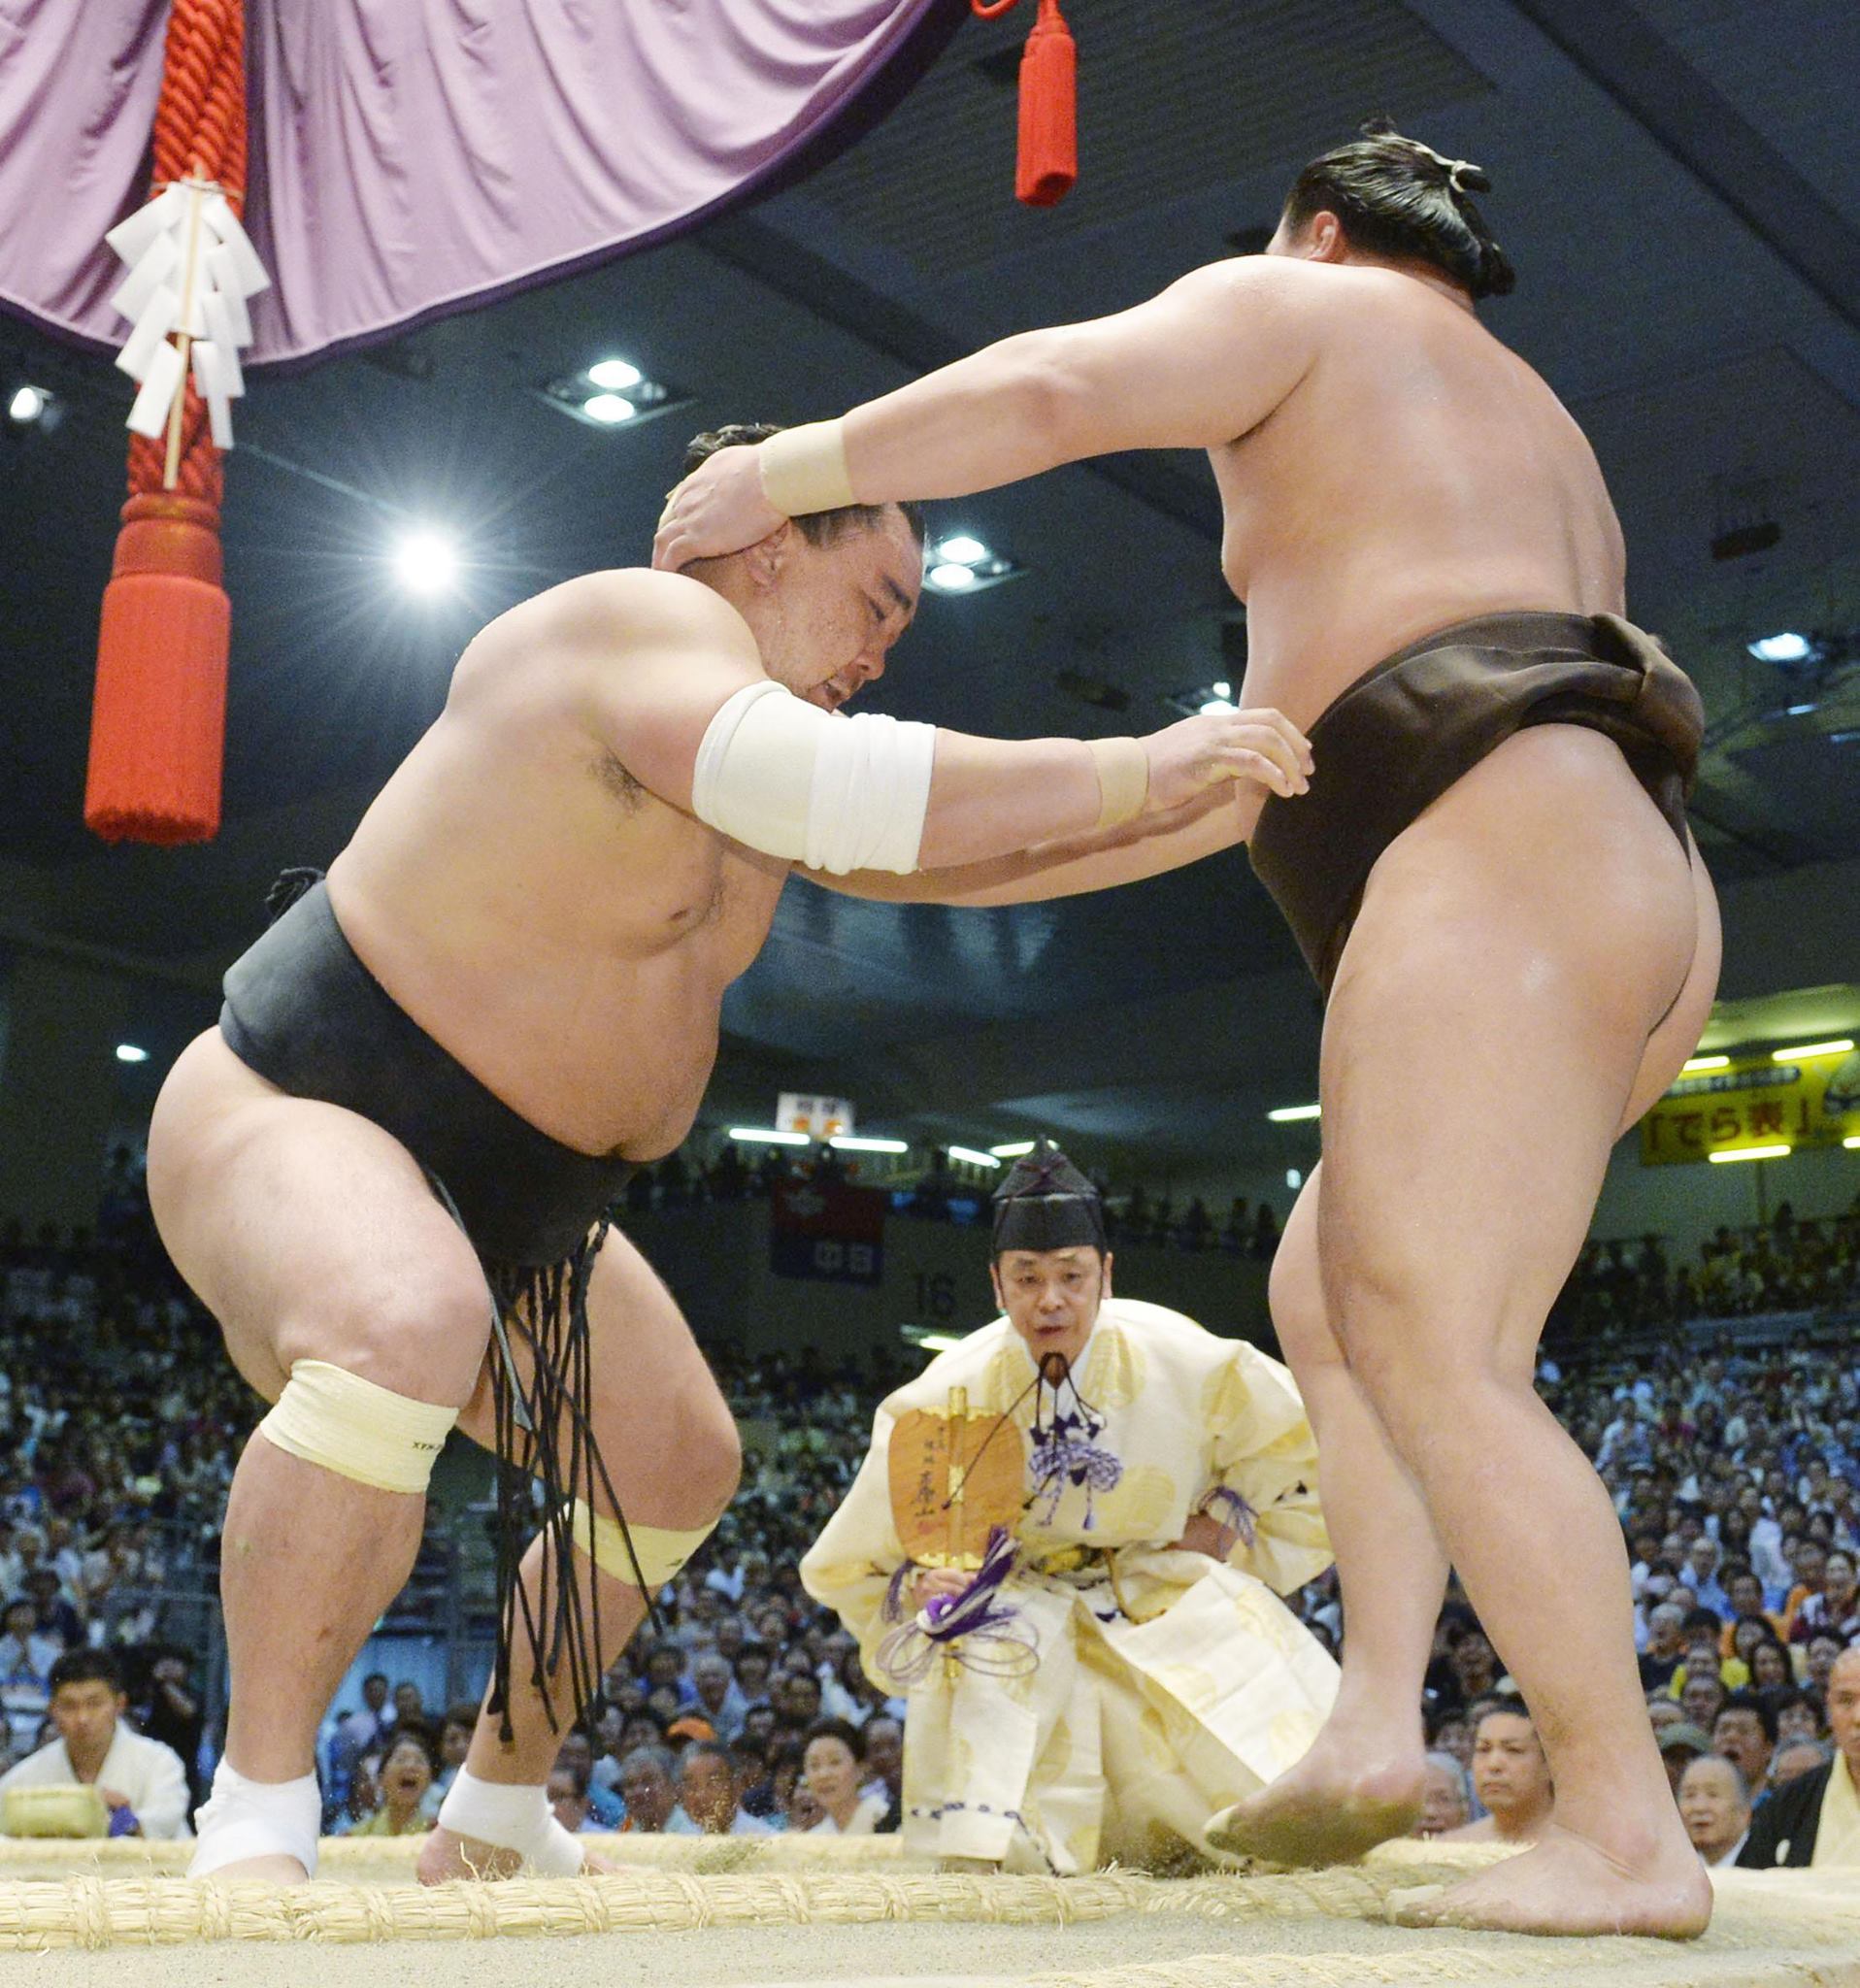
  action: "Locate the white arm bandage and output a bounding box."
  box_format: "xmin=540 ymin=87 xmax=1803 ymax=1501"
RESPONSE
xmin=690 ymin=679 xmax=938 ymax=875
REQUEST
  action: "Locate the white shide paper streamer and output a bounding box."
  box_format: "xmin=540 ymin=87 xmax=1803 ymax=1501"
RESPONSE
xmin=104 ymin=179 xmax=269 ymax=473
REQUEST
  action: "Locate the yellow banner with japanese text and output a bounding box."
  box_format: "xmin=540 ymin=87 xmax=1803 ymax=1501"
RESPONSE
xmin=1640 ymin=1045 xmax=1860 ymax=1165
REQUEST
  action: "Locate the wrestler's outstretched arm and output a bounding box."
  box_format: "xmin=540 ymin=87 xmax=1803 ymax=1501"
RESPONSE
xmin=560 ymin=570 xmax=1308 ymax=874
xmin=652 ymin=258 xmax=1321 ymax=569
xmin=813 ymin=773 xmax=1255 ymax=908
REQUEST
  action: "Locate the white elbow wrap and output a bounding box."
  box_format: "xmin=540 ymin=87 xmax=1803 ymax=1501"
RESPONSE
xmin=257 ymin=1359 xmax=457 ymax=1496
xmin=690 ymin=680 xmax=937 ymax=875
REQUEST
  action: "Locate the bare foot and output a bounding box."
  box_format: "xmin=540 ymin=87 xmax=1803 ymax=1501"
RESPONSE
xmin=1388 ymin=1822 xmax=1711 ymax=1938
xmin=1204 ymin=1736 xmax=1424 ymax=1867
xmin=192 ymin=1852 xmax=310 ymax=1884
xmin=415 ymin=1826 xmax=618 ymax=1884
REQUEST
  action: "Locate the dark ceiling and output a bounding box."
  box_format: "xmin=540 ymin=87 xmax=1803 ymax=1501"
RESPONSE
xmin=3 ymin=0 xmax=1857 ymax=1175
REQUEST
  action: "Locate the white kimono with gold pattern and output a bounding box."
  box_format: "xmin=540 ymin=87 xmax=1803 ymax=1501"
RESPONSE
xmin=800 ymin=1298 xmax=1338 ymax=1872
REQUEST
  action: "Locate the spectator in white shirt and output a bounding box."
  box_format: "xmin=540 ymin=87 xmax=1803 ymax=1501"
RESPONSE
xmin=1678 ymin=1755 xmax=1750 ymax=1870
xmin=0 ymin=1649 xmax=189 ymax=1839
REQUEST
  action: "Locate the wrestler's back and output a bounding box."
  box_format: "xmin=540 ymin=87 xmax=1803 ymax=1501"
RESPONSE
xmin=1213 ymin=263 xmax=1626 ymax=727
xmin=326 ymin=581 xmax=788 ymax=1159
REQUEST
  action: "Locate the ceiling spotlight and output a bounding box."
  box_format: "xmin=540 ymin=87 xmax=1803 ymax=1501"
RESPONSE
xmin=1680 ymin=1054 xmax=1729 ymax=1074
xmin=936 ymin=534 xmax=988 ymax=566
xmin=927 ymin=562 xmax=980 ymax=592
xmin=947 ymin=1145 xmax=1001 ymax=1169
xmin=990 ymin=1141 xmax=1036 ymax=1158
xmin=583 ymin=393 xmax=636 ymax=424
xmin=728 ymin=1126 xmax=810 ymax=1145
xmin=1784 ymin=701 xmax=1818 ymax=717
xmin=393 ymin=529 xmax=458 ymax=595
xmin=1212 ymin=680 xmax=1232 ymax=699
xmin=830 ymin=1135 xmax=910 ymax=1154
xmin=1267 ymin=1103 xmax=1321 ymax=1123
xmin=1748 ymin=632 xmax=1811 ymax=664
xmin=1199 ymin=696 xmax=1238 ymax=715
xmin=115 ymin=1044 xmax=149 ymax=1064
xmin=7 ymin=384 xmax=48 ymax=424
xmin=587 ymin=357 xmax=644 ymax=391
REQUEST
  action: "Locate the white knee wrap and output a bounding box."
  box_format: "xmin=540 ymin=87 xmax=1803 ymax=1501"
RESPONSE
xmin=437 ymin=1769 xmax=585 ymax=1876
xmin=690 ymin=679 xmax=937 ymax=875
xmin=569 ymin=1500 xmax=717 ymax=1592
xmin=258 ymin=1360 xmax=458 ymax=1496
xmin=190 ymin=1760 xmax=321 ymax=1879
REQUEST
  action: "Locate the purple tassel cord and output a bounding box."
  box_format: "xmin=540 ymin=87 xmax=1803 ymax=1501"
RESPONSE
xmin=877 ymin=1527 xmax=1038 ymax=1686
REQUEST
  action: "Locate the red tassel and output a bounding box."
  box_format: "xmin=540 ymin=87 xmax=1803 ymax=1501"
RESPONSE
xmin=1016 ymin=0 xmax=1076 ymax=208
xmin=84 ymin=493 xmax=229 ymax=845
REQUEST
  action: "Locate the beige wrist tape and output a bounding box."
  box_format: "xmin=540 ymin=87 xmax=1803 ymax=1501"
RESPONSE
xmin=570 ymin=1500 xmax=718 ymax=1592
xmin=758 ymin=420 xmax=855 ymax=516
xmin=1089 ymin=737 xmax=1149 ymax=829
xmin=258 ymin=1359 xmax=457 ymax=1496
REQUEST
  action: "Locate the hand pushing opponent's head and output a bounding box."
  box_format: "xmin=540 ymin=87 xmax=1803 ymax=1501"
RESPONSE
xmin=675 ymin=423 xmax=923 ymax=712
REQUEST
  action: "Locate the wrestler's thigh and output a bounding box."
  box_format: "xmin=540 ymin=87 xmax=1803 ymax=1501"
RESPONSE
xmin=1316 ymin=725 xmax=1701 ymax=1388
xmin=1267 ymin=1168 xmax=1343 ymax=1371
xmin=147 ymin=1028 xmax=496 ymax=1407
xmin=455 ymin=1223 xmax=741 ymax=1529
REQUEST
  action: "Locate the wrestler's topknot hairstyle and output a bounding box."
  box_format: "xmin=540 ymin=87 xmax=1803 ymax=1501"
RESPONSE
xmin=1280 ymin=116 xmax=1515 ymax=300
xmin=681 ymin=424 xmax=926 ymax=547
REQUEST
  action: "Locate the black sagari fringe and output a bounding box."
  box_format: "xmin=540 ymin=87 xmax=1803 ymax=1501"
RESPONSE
xmin=483 ymin=1217 xmax=655 ymax=1741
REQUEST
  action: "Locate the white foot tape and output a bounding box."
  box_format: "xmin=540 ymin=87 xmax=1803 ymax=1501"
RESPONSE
xmin=437 ymin=1769 xmax=585 ymax=1876
xmin=189 ymin=1761 xmax=321 ymax=1879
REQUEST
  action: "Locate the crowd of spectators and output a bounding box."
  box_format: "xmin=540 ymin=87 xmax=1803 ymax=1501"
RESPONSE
xmin=5 ymin=1146 xmax=1860 ymax=1858
xmin=1556 ymin=1200 xmax=1860 ymax=1331
xmin=617 ymin=1137 xmax=1288 ymax=1258
xmin=0 ymin=1154 xmax=238 ymax=1801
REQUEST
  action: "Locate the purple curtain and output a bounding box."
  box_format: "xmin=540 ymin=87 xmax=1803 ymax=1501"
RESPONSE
xmin=0 ymin=0 xmax=952 ymax=367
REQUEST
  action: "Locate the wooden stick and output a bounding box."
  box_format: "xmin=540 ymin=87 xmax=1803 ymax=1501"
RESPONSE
xmin=163 ymin=165 xmax=208 ymax=490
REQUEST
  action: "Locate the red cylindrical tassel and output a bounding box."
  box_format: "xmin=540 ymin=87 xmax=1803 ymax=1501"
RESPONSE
xmin=88 ymin=0 xmax=245 ymax=845
xmin=1016 ymin=0 xmax=1076 ymax=207
xmin=85 ymin=494 xmax=229 ymax=845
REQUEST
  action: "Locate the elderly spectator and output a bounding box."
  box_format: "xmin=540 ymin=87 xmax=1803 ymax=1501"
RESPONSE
xmin=618 ymin=1744 xmax=698 ymax=1835
xmin=677 ymin=1740 xmax=774 ymax=1836
xmin=1741 ymin=1648 xmax=1860 ymax=1867
xmin=1441 ymin=1706 xmax=1554 ymax=1845
xmin=1413 ymin=1752 xmax=1473 ymax=1839
xmin=0 ymin=1650 xmax=189 ymax=1839
xmin=1679 ymin=1755 xmax=1752 ymax=1869
xmin=689 ymin=1653 xmax=747 ymax=1741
